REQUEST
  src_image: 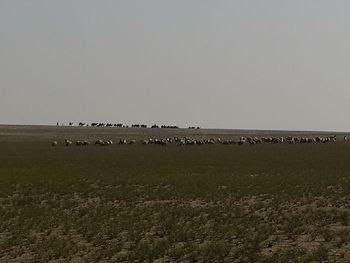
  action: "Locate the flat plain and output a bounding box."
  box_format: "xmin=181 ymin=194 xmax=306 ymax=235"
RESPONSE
xmin=1 ymin=125 xmax=350 ymax=262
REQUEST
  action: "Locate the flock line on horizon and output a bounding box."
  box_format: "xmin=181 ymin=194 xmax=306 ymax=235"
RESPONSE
xmin=56 ymin=122 xmax=200 ymax=130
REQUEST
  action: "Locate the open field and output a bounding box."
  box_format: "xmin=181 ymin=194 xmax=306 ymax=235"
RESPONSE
xmin=1 ymin=125 xmax=350 ymax=262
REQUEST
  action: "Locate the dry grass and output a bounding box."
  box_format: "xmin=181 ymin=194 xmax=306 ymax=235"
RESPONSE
xmin=1 ymin=126 xmax=350 ymax=262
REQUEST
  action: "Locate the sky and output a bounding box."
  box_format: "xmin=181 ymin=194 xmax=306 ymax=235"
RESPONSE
xmin=1 ymin=1 xmax=350 ymax=131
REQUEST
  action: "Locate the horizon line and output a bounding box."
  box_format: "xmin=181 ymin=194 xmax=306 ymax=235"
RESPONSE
xmin=0 ymin=123 xmax=347 ymax=134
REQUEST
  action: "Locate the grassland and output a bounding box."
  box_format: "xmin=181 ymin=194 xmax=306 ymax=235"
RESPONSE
xmin=1 ymin=125 xmax=350 ymax=262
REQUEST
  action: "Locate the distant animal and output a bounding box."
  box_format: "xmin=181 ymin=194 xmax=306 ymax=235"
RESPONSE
xmin=65 ymin=139 xmax=72 ymax=146
xmin=52 ymin=141 xmax=58 ymax=147
xmin=76 ymin=140 xmax=90 ymax=146
xmin=95 ymin=139 xmax=105 ymax=146
xmin=159 ymin=139 xmax=168 ymax=146
xmin=179 ymin=139 xmax=185 ymax=146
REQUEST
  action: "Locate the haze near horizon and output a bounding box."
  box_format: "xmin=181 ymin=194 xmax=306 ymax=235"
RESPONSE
xmin=1 ymin=1 xmax=350 ymax=131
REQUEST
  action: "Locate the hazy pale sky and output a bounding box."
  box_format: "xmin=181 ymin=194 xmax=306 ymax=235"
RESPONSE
xmin=1 ymin=1 xmax=350 ymax=131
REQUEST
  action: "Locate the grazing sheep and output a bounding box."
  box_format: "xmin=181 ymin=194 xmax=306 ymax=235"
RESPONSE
xmin=75 ymin=140 xmax=89 ymax=146
xmin=119 ymin=139 xmax=127 ymax=144
xmin=95 ymin=139 xmax=105 ymax=146
xmin=106 ymin=140 xmax=113 ymax=145
xmin=159 ymin=139 xmax=168 ymax=146
xmin=65 ymin=139 xmax=73 ymax=146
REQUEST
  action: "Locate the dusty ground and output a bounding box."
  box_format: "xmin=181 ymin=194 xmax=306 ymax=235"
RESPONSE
xmin=1 ymin=125 xmax=350 ymax=262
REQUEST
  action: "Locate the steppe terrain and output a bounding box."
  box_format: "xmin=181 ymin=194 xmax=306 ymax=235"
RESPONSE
xmin=1 ymin=125 xmax=350 ymax=262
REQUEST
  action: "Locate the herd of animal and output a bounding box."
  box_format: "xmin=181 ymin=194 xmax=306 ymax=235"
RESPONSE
xmin=57 ymin=122 xmax=191 ymax=129
xmin=52 ymin=135 xmax=345 ymax=147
